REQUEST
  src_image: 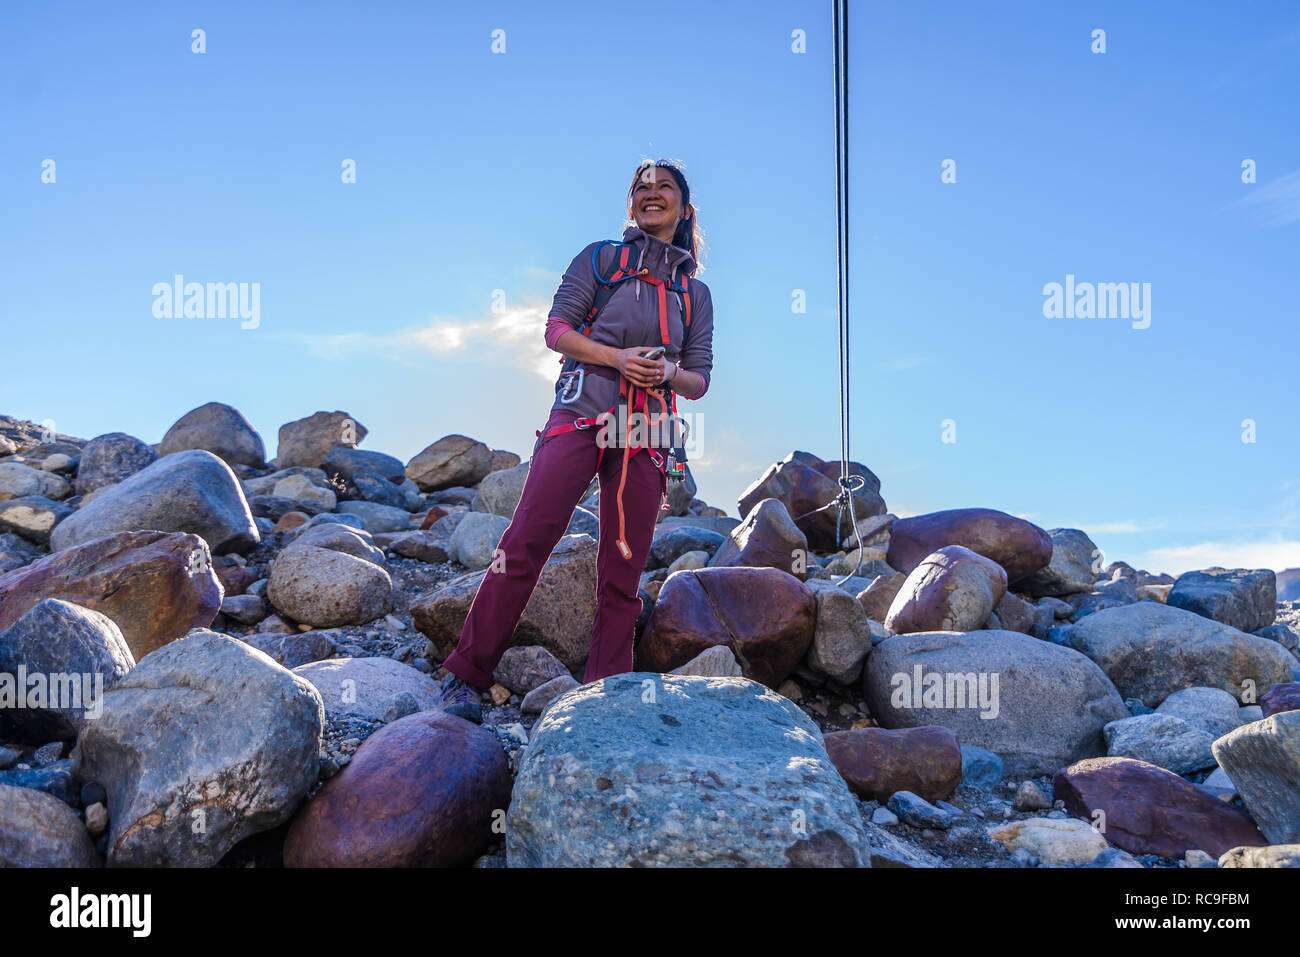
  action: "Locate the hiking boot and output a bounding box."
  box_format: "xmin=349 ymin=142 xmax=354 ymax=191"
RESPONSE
xmin=438 ymin=671 xmax=483 ymax=724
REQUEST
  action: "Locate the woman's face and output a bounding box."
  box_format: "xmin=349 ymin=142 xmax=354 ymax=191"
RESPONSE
xmin=632 ymin=166 xmax=685 ymax=236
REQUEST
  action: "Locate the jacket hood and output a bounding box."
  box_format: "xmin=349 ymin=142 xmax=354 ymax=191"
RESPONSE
xmin=621 ymin=225 xmax=697 ymax=277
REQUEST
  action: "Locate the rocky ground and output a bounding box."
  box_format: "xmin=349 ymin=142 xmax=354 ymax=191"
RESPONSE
xmin=2 ymin=405 xmax=1298 ymax=869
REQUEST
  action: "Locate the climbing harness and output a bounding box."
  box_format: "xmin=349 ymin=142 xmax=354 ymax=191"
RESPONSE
xmin=539 ymin=236 xmax=696 ymax=560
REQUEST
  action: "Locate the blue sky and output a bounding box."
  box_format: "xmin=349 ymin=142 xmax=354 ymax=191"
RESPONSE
xmin=3 ymin=1 xmax=1298 ymax=575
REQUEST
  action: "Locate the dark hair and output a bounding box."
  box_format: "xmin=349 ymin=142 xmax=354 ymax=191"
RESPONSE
xmin=625 ymin=157 xmax=707 ymax=275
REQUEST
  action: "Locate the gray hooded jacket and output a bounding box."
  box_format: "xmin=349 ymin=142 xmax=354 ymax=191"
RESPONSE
xmin=545 ymin=226 xmax=714 ymax=440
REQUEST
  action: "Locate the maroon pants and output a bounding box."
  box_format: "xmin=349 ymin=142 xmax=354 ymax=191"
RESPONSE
xmin=441 ymin=408 xmax=668 ymax=691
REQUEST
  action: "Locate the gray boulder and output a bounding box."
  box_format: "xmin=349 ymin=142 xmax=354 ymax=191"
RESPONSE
xmin=1016 ymin=528 xmax=1101 ymax=598
xmin=49 ymin=449 xmax=259 ymax=554
xmin=0 ymin=462 xmax=72 ymax=503
xmin=158 ymin=401 xmax=266 ymax=468
xmin=0 ymin=784 xmax=101 ymax=866
xmin=0 ymin=495 xmax=72 ymax=546
xmin=1102 ymin=713 xmax=1216 ymax=774
xmin=286 ymin=523 xmax=385 ymax=567
xmin=1155 ymin=686 xmax=1244 ymax=739
xmin=74 ymin=432 xmax=158 ymax=496
xmin=292 ymin=656 xmax=440 ymax=720
xmin=0 ymin=599 xmax=134 ymax=740
xmin=507 ymin=673 xmax=871 ymax=866
xmin=471 ymin=461 xmax=529 ymax=517
xmin=1211 ymin=710 xmax=1300 ymax=844
xmin=864 ymin=630 xmax=1128 ymax=778
xmin=448 ymin=512 xmax=510 ymax=569
xmin=72 ymin=629 xmax=324 ymax=866
xmin=804 ymin=578 xmax=872 ymax=684
xmin=334 ymin=501 xmax=412 ymax=533
xmin=322 ymin=447 xmax=406 ymax=485
xmin=1059 ymin=601 xmax=1298 ymax=707
xmin=1168 ymin=568 xmax=1276 ymax=633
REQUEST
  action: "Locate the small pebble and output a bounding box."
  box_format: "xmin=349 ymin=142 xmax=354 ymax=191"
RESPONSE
xmin=384 ymin=614 xmax=406 ymax=631
xmin=871 ymin=806 xmax=899 ymax=825
xmin=84 ymin=802 xmax=108 ymax=835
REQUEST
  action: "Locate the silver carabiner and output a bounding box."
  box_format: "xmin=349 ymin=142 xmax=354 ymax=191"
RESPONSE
xmin=558 ymin=368 xmax=585 ymax=404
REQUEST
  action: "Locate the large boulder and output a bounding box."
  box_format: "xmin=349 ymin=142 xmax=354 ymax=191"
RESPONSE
xmin=267 ymin=545 xmax=393 ymax=628
xmin=285 ymin=522 xmax=384 ymax=567
xmin=1059 ymin=601 xmax=1298 ymax=707
xmin=637 ymin=567 xmax=816 ymax=688
xmin=804 ymin=579 xmax=872 ymax=684
xmin=292 ymin=657 xmax=440 ymax=721
xmin=649 ymin=525 xmax=727 ymax=569
xmin=885 ymin=508 xmax=1052 ymax=584
xmin=0 ymin=530 xmax=223 ymax=660
xmin=506 ymin=673 xmax=872 ymax=867
xmin=406 ymin=435 xmax=493 ymax=492
xmin=1016 ymin=528 xmax=1102 ymax=598
xmin=823 ymin=726 xmax=961 ymax=803
xmin=1211 ymin=711 xmax=1300 ymax=844
xmin=158 ymin=401 xmax=266 ymax=468
xmin=1053 ymin=756 xmax=1268 ymax=858
xmin=74 ymin=432 xmax=158 ymax=496
xmin=322 ymin=447 xmax=406 ymax=485
xmin=864 ymin=630 xmax=1128 ymax=777
xmin=0 ymin=784 xmax=101 ymax=867
xmin=471 ymin=461 xmax=529 ymax=518
xmin=1155 ymin=686 xmax=1244 ymax=738
xmin=708 ymin=497 xmax=809 ymax=580
xmin=0 ymin=462 xmax=72 ymax=503
xmin=412 ymin=534 xmax=597 ymax=669
xmin=885 ymin=545 xmax=1007 ymax=634
xmin=49 ymin=449 xmax=259 ymax=555
xmin=72 ymin=629 xmax=324 ymax=866
xmin=0 ymin=495 xmax=73 ymax=547
xmin=275 ymin=411 xmax=367 ymax=469
xmin=284 ymin=710 xmax=511 ymax=867
xmin=1102 ymin=713 xmax=1215 ymax=774
xmin=0 ymin=599 xmax=134 ymax=741
xmin=737 ymin=452 xmax=884 ymax=551
xmin=447 ymin=512 xmax=510 ymax=569
xmin=1167 ymin=568 xmax=1276 ymax=634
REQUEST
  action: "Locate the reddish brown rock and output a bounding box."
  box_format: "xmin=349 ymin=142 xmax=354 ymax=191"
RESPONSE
xmin=418 ymin=506 xmax=449 ymax=531
xmin=738 ymin=452 xmax=885 ymax=551
xmin=1261 ymin=682 xmax=1300 ymax=718
xmin=885 ymin=545 xmax=1008 ymax=634
xmin=215 ymin=562 xmax=255 ymax=597
xmin=886 ymin=508 xmax=1052 ymax=584
xmin=271 ymin=511 xmax=310 ymax=533
xmin=707 ymin=497 xmax=808 ymax=580
xmin=0 ymin=530 xmax=222 ymax=660
xmin=1053 ymin=756 xmax=1268 ymax=858
xmin=823 ymin=726 xmax=961 ymax=803
xmin=283 ymin=710 xmax=511 ymax=867
xmin=636 ymin=567 xmax=815 ymax=687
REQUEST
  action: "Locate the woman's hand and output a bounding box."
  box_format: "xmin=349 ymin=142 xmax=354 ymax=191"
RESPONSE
xmin=614 ymin=347 xmax=666 ymax=389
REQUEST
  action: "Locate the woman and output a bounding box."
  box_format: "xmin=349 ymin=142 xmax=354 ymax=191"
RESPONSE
xmin=436 ymin=158 xmax=715 ymax=724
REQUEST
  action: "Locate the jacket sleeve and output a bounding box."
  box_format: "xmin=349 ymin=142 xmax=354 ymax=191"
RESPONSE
xmin=676 ymin=280 xmax=713 ymax=400
xmin=546 ymin=242 xmax=601 ymax=334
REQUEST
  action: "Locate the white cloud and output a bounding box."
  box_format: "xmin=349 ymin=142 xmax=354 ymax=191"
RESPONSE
xmin=280 ymin=304 xmax=559 ymax=380
xmin=1133 ymin=539 xmax=1300 ymax=577
xmin=1225 ymin=169 xmax=1300 ymax=228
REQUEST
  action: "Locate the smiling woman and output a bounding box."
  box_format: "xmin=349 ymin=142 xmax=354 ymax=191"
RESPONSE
xmin=434 ymin=158 xmax=716 ymax=723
